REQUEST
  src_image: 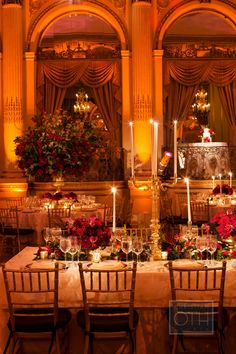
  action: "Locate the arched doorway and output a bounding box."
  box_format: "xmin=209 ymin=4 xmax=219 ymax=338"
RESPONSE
xmin=35 ymin=13 xmax=124 ymax=181
xmin=162 ymin=10 xmax=236 ymax=147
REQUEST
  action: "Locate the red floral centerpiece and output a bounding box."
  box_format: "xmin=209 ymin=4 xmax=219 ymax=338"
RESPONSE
xmin=161 ymin=210 xmax=236 ymax=260
xmin=14 ymin=111 xmax=103 ymax=181
xmin=35 ymin=216 xmax=111 ymax=260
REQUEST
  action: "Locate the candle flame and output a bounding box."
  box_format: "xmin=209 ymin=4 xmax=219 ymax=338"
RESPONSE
xmin=129 ymin=121 xmax=133 ymax=126
xmin=111 ymin=187 xmax=117 ymax=194
xmin=184 ymin=177 xmax=189 ymax=183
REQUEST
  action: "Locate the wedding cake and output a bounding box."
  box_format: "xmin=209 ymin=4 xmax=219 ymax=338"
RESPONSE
xmin=202 ymin=127 xmax=212 ymax=142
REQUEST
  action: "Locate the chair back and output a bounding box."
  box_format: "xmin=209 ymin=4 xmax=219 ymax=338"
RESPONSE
xmin=190 ymin=200 xmax=209 ymax=224
xmin=6 ymin=198 xmax=23 ymax=208
xmin=168 ymin=261 xmax=226 ymax=331
xmin=0 ymin=207 xmax=20 ymax=252
xmin=47 ymin=207 xmax=71 ymax=228
xmin=78 ymin=261 xmax=137 ymax=331
xmin=2 ymin=263 xmax=59 ymax=332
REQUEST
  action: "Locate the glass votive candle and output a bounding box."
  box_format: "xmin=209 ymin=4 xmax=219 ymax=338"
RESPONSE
xmin=92 ymin=250 xmax=101 ymax=263
xmin=40 ymin=250 xmax=48 ymax=260
xmin=161 ymin=251 xmax=168 ymax=260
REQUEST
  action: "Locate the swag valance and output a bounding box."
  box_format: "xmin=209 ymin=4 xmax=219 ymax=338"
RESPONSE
xmin=36 ymin=59 xmax=121 ymax=145
xmin=165 ymin=60 xmax=236 ymax=87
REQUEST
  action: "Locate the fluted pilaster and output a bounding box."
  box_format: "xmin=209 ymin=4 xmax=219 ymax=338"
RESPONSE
xmin=132 ymin=1 xmax=152 ymax=168
xmin=153 ymin=49 xmax=164 ymax=154
xmin=2 ymin=3 xmax=23 ymax=175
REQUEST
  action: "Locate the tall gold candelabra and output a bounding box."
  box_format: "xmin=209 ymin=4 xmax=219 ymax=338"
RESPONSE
xmin=131 ymin=175 xmax=178 ymax=260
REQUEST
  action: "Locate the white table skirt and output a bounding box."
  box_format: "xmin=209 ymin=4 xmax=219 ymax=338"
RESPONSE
xmin=1 ymin=247 xmax=236 ymax=353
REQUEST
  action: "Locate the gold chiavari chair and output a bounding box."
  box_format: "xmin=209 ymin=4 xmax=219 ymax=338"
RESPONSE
xmin=47 ymin=206 xmax=71 ymax=228
xmin=190 ymin=200 xmax=210 ymax=226
xmin=77 ymin=261 xmax=139 ymax=354
xmin=0 ymin=207 xmax=34 ymax=258
xmin=168 ymin=261 xmax=228 ymax=354
xmin=2 ymin=263 xmax=72 ymax=354
xmin=6 ymin=198 xmax=23 ymax=209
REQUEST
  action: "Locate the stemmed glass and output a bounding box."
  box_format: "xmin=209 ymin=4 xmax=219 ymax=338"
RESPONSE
xmin=121 ymin=236 xmax=132 ymax=262
xmin=59 ymin=236 xmax=71 ymax=262
xmin=207 ymin=235 xmax=218 ymax=264
xmin=43 ymin=227 xmax=52 ymax=245
xmin=132 ymin=236 xmax=143 ymax=266
xmin=68 ymin=236 xmax=81 ymax=266
xmin=196 ymin=236 xmax=207 ymax=261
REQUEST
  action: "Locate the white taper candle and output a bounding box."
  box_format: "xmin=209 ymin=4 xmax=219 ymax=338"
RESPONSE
xmin=154 ymin=121 xmax=158 ymax=177
xmin=229 ymin=172 xmax=232 ymax=188
xmin=173 ymin=120 xmax=178 ymax=178
xmin=111 ymin=187 xmax=116 ymax=233
xmin=184 ymin=178 xmax=191 ymax=224
xmin=212 ymin=176 xmax=215 ymax=190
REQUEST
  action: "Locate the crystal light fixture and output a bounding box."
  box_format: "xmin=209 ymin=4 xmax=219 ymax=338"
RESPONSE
xmin=73 ymin=88 xmax=91 ymax=114
xmin=192 ymin=87 xmax=210 ymax=124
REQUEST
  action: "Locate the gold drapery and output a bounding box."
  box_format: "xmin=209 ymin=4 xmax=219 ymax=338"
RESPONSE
xmin=36 ymin=60 xmax=121 ymax=146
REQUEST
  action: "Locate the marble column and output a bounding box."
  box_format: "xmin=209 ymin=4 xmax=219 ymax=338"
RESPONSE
xmin=2 ymin=2 xmax=24 ymax=177
xmin=132 ymin=0 xmax=152 ymax=175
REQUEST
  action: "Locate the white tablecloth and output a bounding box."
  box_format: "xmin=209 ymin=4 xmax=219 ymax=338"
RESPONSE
xmin=1 ymin=248 xmax=236 ymax=353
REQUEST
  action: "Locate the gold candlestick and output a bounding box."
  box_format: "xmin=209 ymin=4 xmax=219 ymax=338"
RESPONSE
xmin=131 ymin=175 xmax=178 ymax=260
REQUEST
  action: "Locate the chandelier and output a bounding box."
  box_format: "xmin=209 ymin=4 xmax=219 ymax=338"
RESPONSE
xmin=192 ymin=88 xmax=210 ymax=125
xmin=73 ymin=89 xmax=91 ymax=114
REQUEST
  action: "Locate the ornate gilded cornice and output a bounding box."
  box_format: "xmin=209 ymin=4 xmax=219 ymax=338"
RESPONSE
xmin=30 ymin=0 xmax=42 ymax=14
xmin=37 ymin=43 xmax=121 ymax=60
xmin=164 ymin=41 xmax=236 ymax=59
xmin=26 ymin=0 xmax=129 ymax=51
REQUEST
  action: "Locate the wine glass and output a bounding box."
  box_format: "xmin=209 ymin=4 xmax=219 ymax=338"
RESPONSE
xmin=121 ymin=237 xmax=132 ymax=262
xmin=59 ymin=236 xmax=71 ymax=262
xmin=196 ymin=236 xmax=207 ymax=261
xmin=43 ymin=227 xmax=51 ymax=245
xmin=68 ymin=236 xmax=81 ymax=265
xmin=207 ymin=235 xmax=218 ymax=264
xmin=132 ymin=236 xmax=143 ymax=266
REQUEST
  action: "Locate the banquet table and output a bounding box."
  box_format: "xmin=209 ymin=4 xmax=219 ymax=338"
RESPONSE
xmin=18 ymin=206 xmax=105 ymax=245
xmin=1 ymin=247 xmax=236 ymax=354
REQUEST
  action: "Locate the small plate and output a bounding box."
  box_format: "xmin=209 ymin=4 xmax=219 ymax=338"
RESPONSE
xmin=87 ymin=260 xmax=127 ymax=270
xmin=25 ymin=261 xmax=66 ymax=271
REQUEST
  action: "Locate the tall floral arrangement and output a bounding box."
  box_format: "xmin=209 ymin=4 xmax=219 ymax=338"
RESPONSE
xmin=14 ymin=111 xmax=103 ymax=181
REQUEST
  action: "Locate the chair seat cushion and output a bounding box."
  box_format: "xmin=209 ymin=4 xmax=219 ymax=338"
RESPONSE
xmin=8 ymin=308 xmax=71 ymax=333
xmin=77 ymin=307 xmax=139 ymax=332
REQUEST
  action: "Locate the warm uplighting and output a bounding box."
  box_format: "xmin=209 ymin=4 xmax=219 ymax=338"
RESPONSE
xmin=192 ymin=87 xmax=210 ymax=123
xmin=73 ymin=88 xmax=91 ymax=114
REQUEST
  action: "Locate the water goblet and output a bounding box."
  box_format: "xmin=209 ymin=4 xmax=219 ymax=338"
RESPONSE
xmin=121 ymin=237 xmax=132 ymax=262
xmin=43 ymin=227 xmax=51 ymax=245
xmin=207 ymin=235 xmax=218 ymax=264
xmin=196 ymin=236 xmax=207 ymax=261
xmin=59 ymin=236 xmax=71 ymax=262
xmin=132 ymin=236 xmax=143 ymax=266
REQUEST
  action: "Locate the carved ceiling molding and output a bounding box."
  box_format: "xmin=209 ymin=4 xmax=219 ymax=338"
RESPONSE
xmin=37 ymin=42 xmax=121 ymax=60
xmin=30 ymin=0 xmax=43 ymax=14
xmin=155 ymin=0 xmax=236 ymax=49
xmin=164 ymin=42 xmax=236 ymax=59
xmin=27 ymin=0 xmax=128 ymax=51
